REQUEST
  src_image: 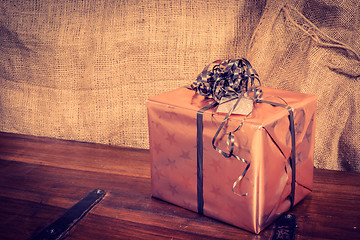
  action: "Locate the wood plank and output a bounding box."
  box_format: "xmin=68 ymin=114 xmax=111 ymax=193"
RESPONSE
xmin=0 ymin=132 xmax=359 ymax=239
xmin=0 ymin=132 xmax=150 ymax=177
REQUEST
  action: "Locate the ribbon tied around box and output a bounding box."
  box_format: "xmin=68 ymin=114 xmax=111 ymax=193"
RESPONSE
xmin=190 ymin=58 xmax=297 ymax=214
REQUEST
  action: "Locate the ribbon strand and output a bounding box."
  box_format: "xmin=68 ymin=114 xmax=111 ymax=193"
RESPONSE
xmin=192 ymin=58 xmax=297 ymax=211
xmin=191 ymin=58 xmax=263 ymax=103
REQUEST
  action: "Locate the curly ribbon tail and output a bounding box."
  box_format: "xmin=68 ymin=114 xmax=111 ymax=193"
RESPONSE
xmin=211 ymin=96 xmax=253 ymax=196
xmin=232 ymin=161 xmax=251 ymax=197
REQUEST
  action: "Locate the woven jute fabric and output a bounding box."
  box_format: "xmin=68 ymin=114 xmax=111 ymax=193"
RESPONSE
xmin=0 ymin=0 xmax=359 ymax=172
xmin=247 ymin=0 xmax=360 ymax=172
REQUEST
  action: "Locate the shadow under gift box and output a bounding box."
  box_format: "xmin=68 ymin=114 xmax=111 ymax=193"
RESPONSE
xmin=147 ymin=87 xmax=317 ymax=234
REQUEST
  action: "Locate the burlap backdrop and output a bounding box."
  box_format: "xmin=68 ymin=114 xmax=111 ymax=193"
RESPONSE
xmin=0 ymin=0 xmax=359 ymax=172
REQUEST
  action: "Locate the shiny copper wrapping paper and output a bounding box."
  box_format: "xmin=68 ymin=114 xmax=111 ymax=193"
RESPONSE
xmin=147 ymin=87 xmax=317 ymax=234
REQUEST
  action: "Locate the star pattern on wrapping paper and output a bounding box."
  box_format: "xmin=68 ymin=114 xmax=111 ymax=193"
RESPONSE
xmin=294 ymin=109 xmax=305 ymax=135
xmin=151 ymin=120 xmax=161 ymax=129
xmin=210 ymin=158 xmax=222 ymax=172
xmin=166 ymin=133 xmax=177 ymax=145
xmin=153 ymin=142 xmax=163 ymax=154
xmin=182 ymin=116 xmax=197 ymax=127
xmin=270 ymin=120 xmax=278 ymax=130
xmin=180 ymin=150 xmax=191 ymax=160
xmin=166 ymin=158 xmax=177 ymax=170
xmin=295 ymin=122 xmax=304 ymax=136
xmin=152 ymin=165 xmax=165 ymax=180
xmin=210 ymin=185 xmax=221 ymax=198
xmin=169 ymin=184 xmax=178 ymax=196
xmin=164 ymin=111 xmax=178 ymax=119
xmin=305 ymin=115 xmax=314 ymax=143
xmin=239 ymin=146 xmax=251 ymax=156
xmin=296 ymin=151 xmax=305 ymax=164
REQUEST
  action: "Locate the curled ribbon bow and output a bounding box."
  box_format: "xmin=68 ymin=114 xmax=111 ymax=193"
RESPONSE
xmin=191 ymin=58 xmax=263 ymax=102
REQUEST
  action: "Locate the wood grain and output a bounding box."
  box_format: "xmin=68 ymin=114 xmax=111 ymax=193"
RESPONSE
xmin=0 ymin=132 xmax=359 ymax=239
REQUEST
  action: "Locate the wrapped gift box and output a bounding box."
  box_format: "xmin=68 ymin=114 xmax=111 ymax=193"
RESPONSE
xmin=147 ymin=86 xmax=316 ymax=234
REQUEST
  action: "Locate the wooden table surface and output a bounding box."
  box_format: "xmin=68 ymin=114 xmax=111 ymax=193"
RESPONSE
xmin=0 ymin=132 xmax=359 ymax=240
